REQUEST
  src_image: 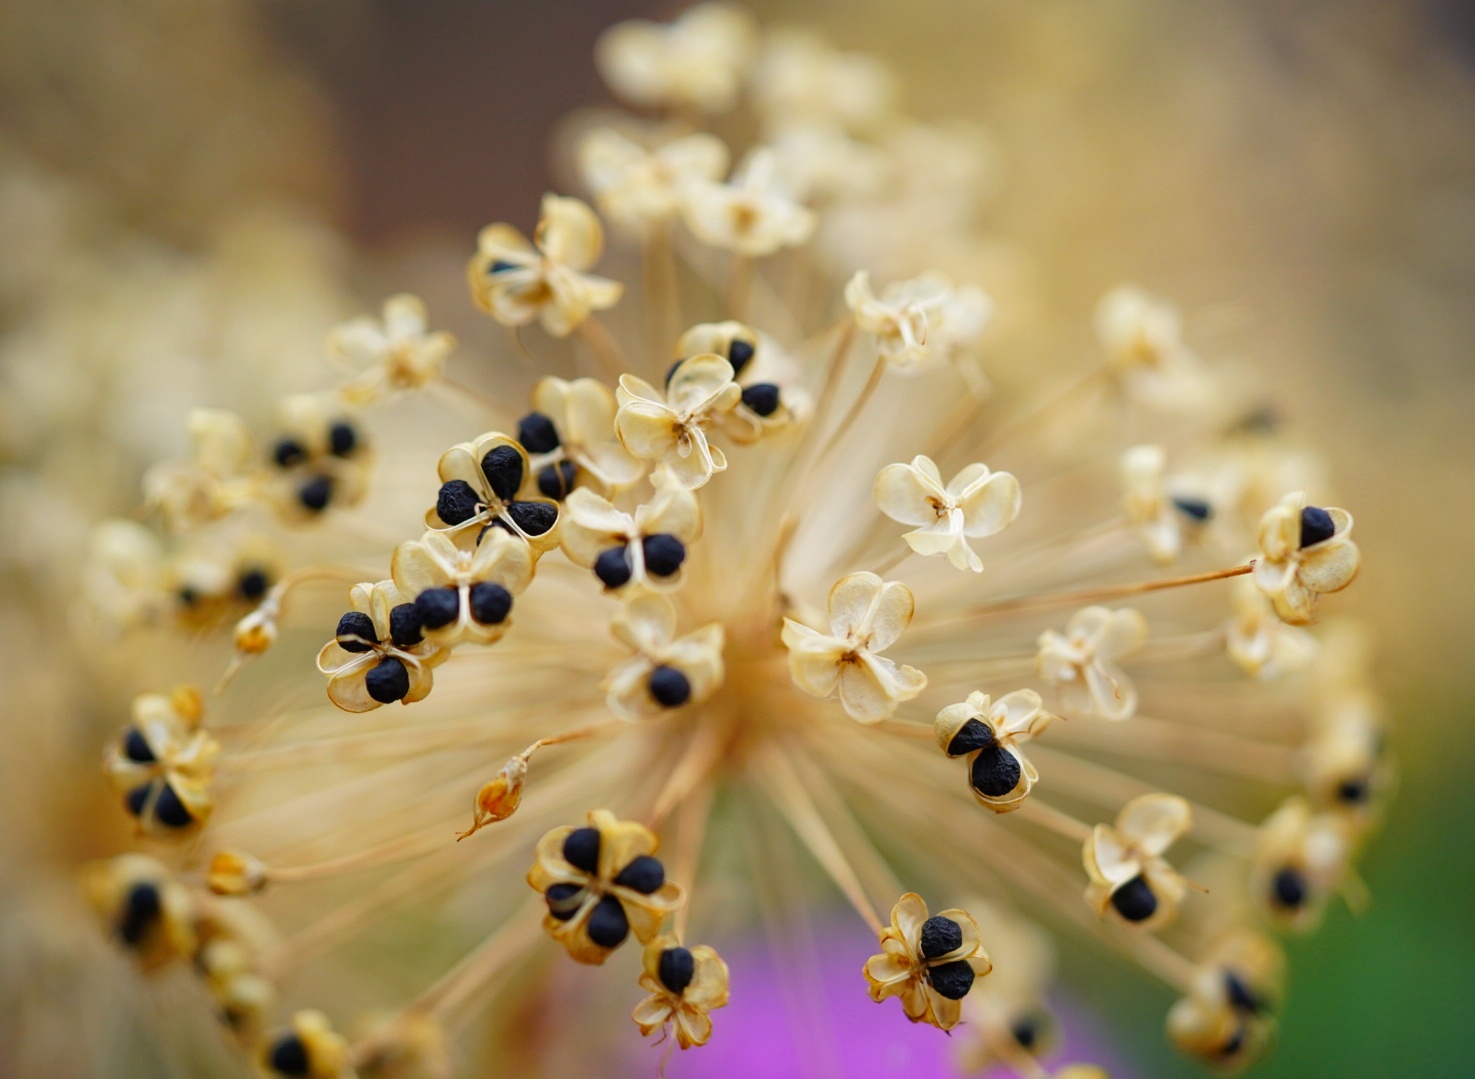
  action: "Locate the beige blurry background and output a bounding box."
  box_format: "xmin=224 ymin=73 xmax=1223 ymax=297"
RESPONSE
xmin=1 ymin=0 xmax=1471 ymax=1075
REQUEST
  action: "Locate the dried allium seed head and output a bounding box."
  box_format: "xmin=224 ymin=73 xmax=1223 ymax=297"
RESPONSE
xmin=78 ymin=6 xmax=1378 ymax=1075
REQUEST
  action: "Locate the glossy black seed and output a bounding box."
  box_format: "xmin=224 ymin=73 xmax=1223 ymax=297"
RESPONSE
xmin=1224 ymin=971 xmax=1263 ymax=1015
xmin=1271 ymin=867 xmax=1307 ymax=909
xmin=268 ymin=1033 xmax=311 ymax=1077
xmin=272 ymin=438 xmax=306 ymax=469
xmin=506 ymin=500 xmax=558 ymax=536
xmin=297 ymin=475 xmax=334 ymax=513
xmin=538 ymin=460 xmax=579 ymax=500
xmin=517 ymin=412 xmax=561 ymax=454
xmin=469 ymin=582 xmax=512 ymax=625
xmin=414 ymin=587 xmax=460 ymax=631
xmin=1110 ymin=875 xmax=1159 ymax=923
xmin=1011 ymin=1015 xmax=1043 ymax=1050
xmin=1337 ymin=777 xmax=1371 ymax=805
xmin=436 ymin=479 xmax=482 ymax=526
xmin=586 ymin=894 xmax=630 ymax=949
xmin=648 ymin=665 xmax=692 ymax=708
xmin=946 ymin=717 xmax=995 ymax=757
xmin=118 ymin=882 xmax=162 ymax=945
xmin=481 ymin=445 xmax=525 ymax=501
xmin=664 ymin=359 xmax=686 ymax=388
xmin=594 ymin=546 xmax=634 ymax=589
xmin=928 ymin=959 xmax=976 ymax=1000
xmin=545 ymin=882 xmax=584 ymax=921
xmin=1172 ymin=496 xmax=1214 ymax=522
xmin=970 ymin=747 xmax=1022 ymax=798
xmin=489 ymin=260 xmax=519 ymax=274
xmin=1300 ymin=506 xmax=1336 ymax=548
xmin=1233 ymin=405 xmax=1280 ymax=436
xmin=919 ymin=915 xmax=964 ymax=960
xmin=365 ymin=656 xmax=410 ymax=704
xmin=563 ymin=827 xmax=602 ymax=874
xmin=642 ymin=534 xmax=686 ymax=578
xmin=659 ymin=947 xmax=696 ymax=995
xmin=328 ymin=421 xmax=358 ymax=457
xmin=727 ymin=337 xmax=755 ymax=377
xmin=237 ymin=567 xmax=271 ymax=601
xmin=154 ymin=783 xmax=194 ymax=828
xmin=124 ymin=783 xmax=152 ymax=818
xmin=613 ymin=855 xmax=665 ymax=895
xmin=388 ymin=603 xmax=424 ymax=648
xmin=1217 ymin=1022 xmax=1248 ymax=1060
xmin=741 ymin=382 xmax=781 ymax=417
xmin=122 ymin=727 xmax=155 ymax=763
xmin=335 ymin=611 xmax=377 ymax=651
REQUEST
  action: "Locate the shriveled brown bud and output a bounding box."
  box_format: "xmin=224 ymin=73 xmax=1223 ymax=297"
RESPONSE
xmin=207 ymin=849 xmax=268 ymax=896
xmin=456 ymin=756 xmax=529 ymax=840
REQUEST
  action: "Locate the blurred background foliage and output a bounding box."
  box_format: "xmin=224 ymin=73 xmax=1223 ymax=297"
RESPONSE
xmin=2 ymin=0 xmax=1472 ymax=1075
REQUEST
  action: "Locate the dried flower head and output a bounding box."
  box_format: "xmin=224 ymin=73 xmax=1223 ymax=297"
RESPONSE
xmin=863 ymin=893 xmax=993 ymax=1031
xmin=1083 ymin=794 xmax=1195 ymax=930
xmin=79 ymin=7 xmax=1377 ymax=1077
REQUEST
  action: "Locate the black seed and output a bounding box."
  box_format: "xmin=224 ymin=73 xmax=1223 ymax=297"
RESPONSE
xmin=664 ymin=359 xmax=686 ymax=388
xmin=919 ymin=915 xmax=964 ymax=960
xmin=741 ymin=382 xmax=781 ymax=417
xmin=365 ymin=656 xmax=410 ymax=704
xmin=328 ymin=421 xmax=358 ymax=457
xmin=1300 ymin=506 xmax=1336 ymax=548
xmin=594 ymin=546 xmax=633 ymax=589
xmin=658 ymin=947 xmax=696 ymax=996
xmin=1271 ymin=867 xmax=1307 ymax=909
xmin=648 ymin=666 xmax=691 ymax=708
xmin=335 ymin=611 xmax=378 ymax=651
xmin=154 ymin=783 xmax=194 ymax=828
xmin=297 ymin=475 xmax=334 ymax=513
xmin=1337 ymin=777 xmax=1370 ymax=805
xmin=1224 ymin=971 xmax=1263 ymax=1015
xmin=506 ymin=500 xmax=558 ymax=536
xmin=970 ymin=747 xmax=1022 ymax=798
xmin=545 ymin=882 xmax=584 ymax=921
xmin=124 ymin=782 xmax=153 ymax=818
xmin=388 ymin=602 xmax=424 ymax=648
xmin=538 ymin=460 xmax=579 ymax=500
xmin=235 ymin=569 xmax=267 ymax=603
xmin=946 ymin=717 xmax=995 ymax=757
xmin=481 ymin=445 xmax=525 ymax=501
xmin=641 ymin=534 xmax=686 ymax=578
xmin=1011 ymin=1015 xmax=1044 ymax=1050
xmin=268 ymin=1033 xmax=311 ymax=1077
xmin=517 ymin=412 xmax=561 ymax=454
xmin=1111 ymin=875 xmax=1159 ymax=922
xmin=414 ymin=587 xmax=460 ymax=631
xmin=177 ymin=585 xmax=199 ymax=608
xmin=586 ymin=895 xmax=630 ymax=949
xmin=272 ymin=438 xmax=306 ymax=469
xmin=613 ymin=855 xmax=665 ymax=895
xmin=122 ymin=727 xmax=155 ymax=763
xmin=118 ymin=882 xmax=162 ymax=945
xmin=489 ymin=260 xmax=519 ymax=274
xmin=1233 ymin=405 xmax=1280 ymax=436
xmin=1217 ymin=1022 xmax=1248 ymax=1060
xmin=563 ymin=827 xmax=601 ymax=874
xmin=469 ymin=582 xmax=512 ymax=625
xmin=436 ymin=479 xmax=482 ymax=526
xmin=1171 ymin=496 xmax=1214 ymax=522
xmin=727 ymin=337 xmax=755 ymax=377
xmin=928 ymin=959 xmax=976 ymax=1000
